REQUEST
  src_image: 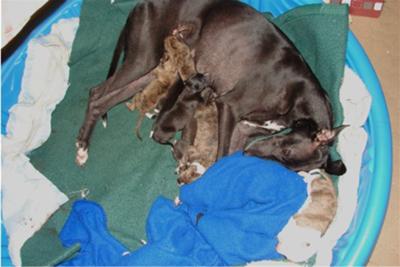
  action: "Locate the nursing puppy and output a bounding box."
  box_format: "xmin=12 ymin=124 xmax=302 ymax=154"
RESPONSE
xmin=151 ymin=75 xmax=210 ymax=144
xmin=126 ymin=34 xmax=198 ymax=139
xmin=125 ymin=51 xmax=176 ymax=139
xmin=277 ymin=169 xmax=337 ymax=263
xmin=174 ymin=101 xmax=218 ymax=185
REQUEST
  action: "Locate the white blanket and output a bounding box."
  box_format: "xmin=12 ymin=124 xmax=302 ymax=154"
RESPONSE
xmin=315 ymin=66 xmax=371 ymax=265
xmin=2 ymin=18 xmax=79 ymax=266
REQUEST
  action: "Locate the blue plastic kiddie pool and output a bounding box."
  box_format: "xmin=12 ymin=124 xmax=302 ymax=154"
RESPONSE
xmin=1 ymin=0 xmax=392 ymax=266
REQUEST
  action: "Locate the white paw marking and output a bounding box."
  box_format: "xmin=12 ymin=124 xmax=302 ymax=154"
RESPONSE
xmin=76 ymin=147 xmax=88 ymax=166
xmin=263 ymin=120 xmax=285 ymax=131
xmin=145 ymin=112 xmax=156 ymax=119
xmin=242 ymin=120 xmax=260 ymax=127
xmin=154 ymin=108 xmax=160 ymax=114
xmin=242 ymin=120 xmax=285 ymax=131
xmin=191 ymin=162 xmax=206 ymax=175
xmin=149 ymin=130 xmax=154 ymax=138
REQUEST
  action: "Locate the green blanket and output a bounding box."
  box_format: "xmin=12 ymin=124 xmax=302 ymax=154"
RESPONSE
xmin=21 ymin=1 xmax=348 ymax=265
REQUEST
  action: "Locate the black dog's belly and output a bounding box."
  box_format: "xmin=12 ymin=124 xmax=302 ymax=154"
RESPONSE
xmin=194 ymin=1 xmax=284 ymax=95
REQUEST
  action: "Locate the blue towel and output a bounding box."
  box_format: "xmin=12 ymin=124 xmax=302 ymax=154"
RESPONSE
xmin=59 ymin=152 xmax=307 ymax=266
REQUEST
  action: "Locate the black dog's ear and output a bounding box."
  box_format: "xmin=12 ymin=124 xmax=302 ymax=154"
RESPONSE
xmin=325 ymin=158 xmax=347 ymax=176
xmin=314 ymin=125 xmax=348 ymax=146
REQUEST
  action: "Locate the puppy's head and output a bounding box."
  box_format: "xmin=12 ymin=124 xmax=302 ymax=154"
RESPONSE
xmin=151 ymin=120 xmax=177 ymax=144
xmin=184 ymin=73 xmax=208 ymax=94
xmin=245 ymin=119 xmax=347 ymax=175
xmin=277 ymin=218 xmax=322 ymax=263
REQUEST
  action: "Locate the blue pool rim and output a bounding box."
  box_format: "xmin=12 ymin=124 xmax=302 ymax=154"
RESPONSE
xmin=1 ymin=0 xmax=392 ymax=266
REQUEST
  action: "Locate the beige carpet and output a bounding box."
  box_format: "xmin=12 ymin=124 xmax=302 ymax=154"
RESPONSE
xmin=350 ymin=1 xmax=400 ymax=265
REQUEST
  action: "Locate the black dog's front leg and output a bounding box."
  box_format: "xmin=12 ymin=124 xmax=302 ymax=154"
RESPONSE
xmin=75 ymin=70 xmax=155 ymax=166
xmin=216 ymin=102 xmax=236 ymax=159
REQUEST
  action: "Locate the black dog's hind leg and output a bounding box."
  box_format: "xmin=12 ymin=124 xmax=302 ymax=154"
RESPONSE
xmin=215 ymin=102 xmax=236 ymax=159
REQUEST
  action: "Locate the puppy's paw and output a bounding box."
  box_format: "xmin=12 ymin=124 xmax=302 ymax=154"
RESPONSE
xmin=145 ymin=112 xmax=157 ymax=119
xmin=191 ymin=162 xmax=206 ymax=175
xmin=125 ymin=101 xmax=136 ymax=111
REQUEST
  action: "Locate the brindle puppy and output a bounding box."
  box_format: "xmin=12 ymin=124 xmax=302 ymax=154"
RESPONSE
xmin=175 ymin=100 xmax=218 ymax=185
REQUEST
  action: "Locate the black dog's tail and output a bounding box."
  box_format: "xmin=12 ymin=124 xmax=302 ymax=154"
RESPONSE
xmin=101 ymin=25 xmax=127 ymax=127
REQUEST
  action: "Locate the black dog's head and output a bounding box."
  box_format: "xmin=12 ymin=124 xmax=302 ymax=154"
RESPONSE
xmin=244 ymin=119 xmax=347 ymax=175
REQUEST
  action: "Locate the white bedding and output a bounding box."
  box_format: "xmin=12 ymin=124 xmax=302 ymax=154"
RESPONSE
xmin=1 ymin=18 xmax=79 ymax=266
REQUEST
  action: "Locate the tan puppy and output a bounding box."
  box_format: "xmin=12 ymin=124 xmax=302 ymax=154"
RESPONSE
xmin=126 ymin=33 xmax=196 ymax=139
xmin=126 ymin=51 xmax=177 ymax=139
xmin=277 ymin=169 xmax=337 ymax=262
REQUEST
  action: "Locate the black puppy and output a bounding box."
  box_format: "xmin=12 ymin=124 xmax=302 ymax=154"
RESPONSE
xmin=152 ymin=74 xmax=209 ymax=144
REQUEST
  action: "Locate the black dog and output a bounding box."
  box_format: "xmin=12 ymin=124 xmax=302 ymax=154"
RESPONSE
xmin=76 ymin=0 xmax=346 ymax=175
